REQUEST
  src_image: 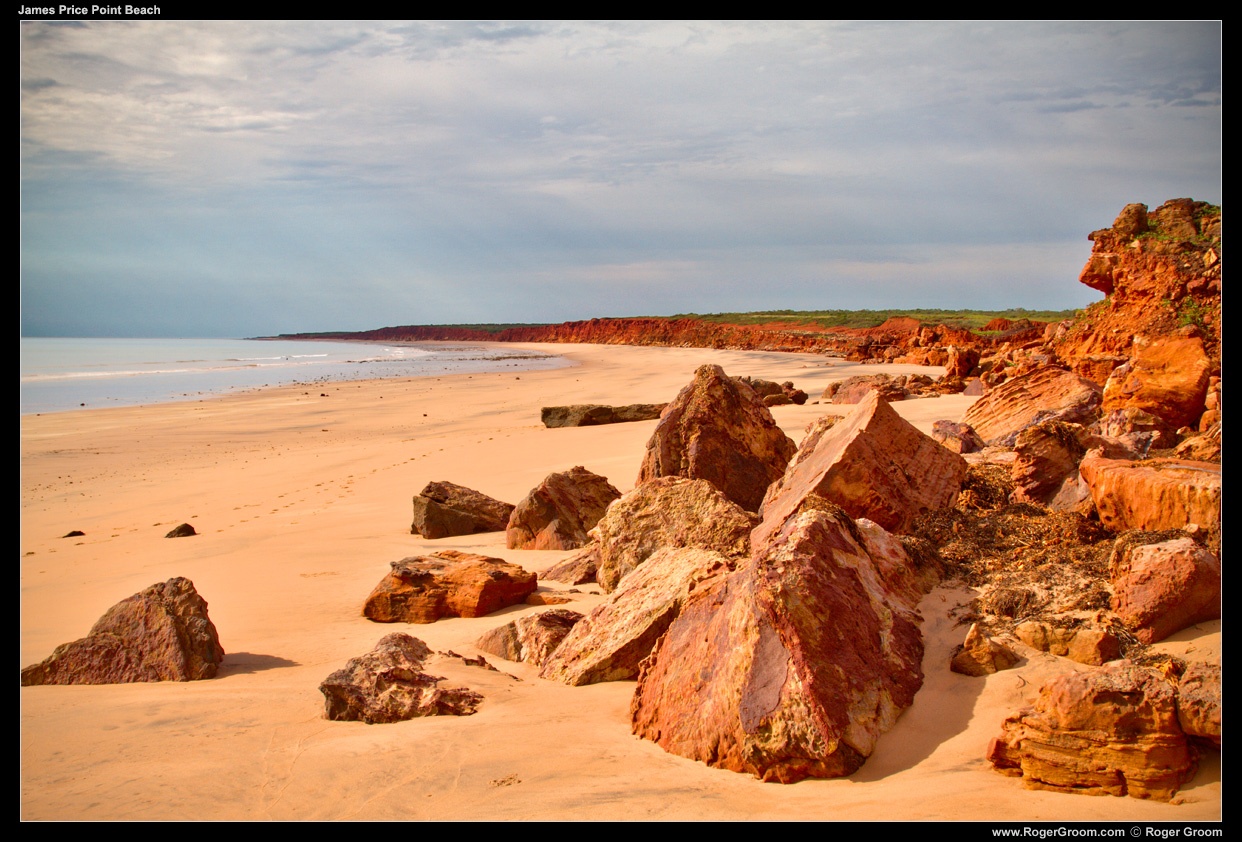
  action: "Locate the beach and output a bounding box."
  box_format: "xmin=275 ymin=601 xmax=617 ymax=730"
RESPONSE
xmin=19 ymin=341 xmax=1221 ymax=822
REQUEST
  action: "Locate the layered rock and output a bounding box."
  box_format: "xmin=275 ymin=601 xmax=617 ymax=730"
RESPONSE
xmin=987 ymin=661 xmax=1197 ymax=800
xmin=363 ymin=551 xmax=537 ymax=624
xmin=505 ymin=466 xmax=621 ymax=551
xmin=475 ymin=609 xmax=584 ymax=667
xmin=540 ymin=547 xmax=734 ymax=686
xmin=1079 ymin=456 xmax=1221 ymax=533
xmin=319 ymin=633 xmax=483 ymax=723
xmin=21 ymin=577 xmax=224 ymax=686
xmin=630 ymin=509 xmax=926 ymax=782
xmin=592 ymin=477 xmax=757 ymax=593
xmin=756 ymin=391 xmax=967 ymax=541
xmin=1108 ymin=536 xmax=1221 ymax=644
xmin=636 ymin=364 xmax=796 ymax=512
xmin=960 ymin=366 xmax=1103 ymax=446
xmin=410 ymin=480 xmax=514 ymax=539
xmin=541 ymin=404 xmax=667 ymax=428
xmin=931 ymin=420 xmax=986 ymax=455
xmin=541 ymin=544 xmax=599 ymax=585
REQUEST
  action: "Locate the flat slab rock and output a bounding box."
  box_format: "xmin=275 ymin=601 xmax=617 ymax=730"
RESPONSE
xmin=541 ymin=404 xmax=667 ymax=428
xmin=1079 ymin=456 xmax=1221 ymax=533
xmin=363 ymin=550 xmax=537 ymax=624
xmin=319 ymin=633 xmax=483 ymax=723
xmin=21 ymin=577 xmax=224 ymax=686
xmin=961 ymin=366 xmax=1103 ymax=446
xmin=410 ymin=480 xmax=514 ymax=539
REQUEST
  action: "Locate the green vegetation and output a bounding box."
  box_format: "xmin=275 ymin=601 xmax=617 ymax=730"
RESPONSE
xmin=662 ymin=308 xmax=1080 ymax=331
xmin=1163 ymin=297 xmax=1211 ymax=332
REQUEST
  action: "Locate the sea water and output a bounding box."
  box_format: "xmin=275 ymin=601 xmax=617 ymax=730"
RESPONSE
xmin=20 ymin=337 xmax=571 ymax=415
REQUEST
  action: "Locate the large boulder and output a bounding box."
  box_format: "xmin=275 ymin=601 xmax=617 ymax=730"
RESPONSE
xmin=1079 ymin=456 xmax=1221 ymax=533
xmin=756 ymin=391 xmax=967 ymax=541
xmin=960 ymin=366 xmax=1103 ymax=446
xmin=636 ymin=364 xmax=796 ymax=512
xmin=541 ymin=404 xmax=667 ymax=428
xmin=630 ymin=509 xmax=926 ymax=782
xmin=363 ymin=551 xmax=537 ymax=624
xmin=987 ymin=662 xmax=1197 ymax=800
xmin=539 ymin=547 xmax=734 ymax=686
xmin=1102 ymin=336 xmax=1211 ymax=431
xmin=1108 ymin=536 xmax=1221 ymax=644
xmin=319 ymin=633 xmax=483 ymax=723
xmin=20 ymin=577 xmax=224 ymax=686
xmin=592 ymin=477 xmax=758 ymax=593
xmin=410 ymin=480 xmax=514 ymax=539
xmin=506 ymin=466 xmax=621 ymax=551
xmin=475 ymin=609 xmax=584 ymax=667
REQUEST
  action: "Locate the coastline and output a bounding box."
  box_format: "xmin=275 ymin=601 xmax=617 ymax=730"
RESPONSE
xmin=20 ymin=342 xmax=1220 ymax=821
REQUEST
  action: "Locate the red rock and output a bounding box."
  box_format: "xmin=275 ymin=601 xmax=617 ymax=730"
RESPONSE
xmin=636 ymin=365 xmax=796 ymax=512
xmin=1176 ymin=661 xmax=1221 ymax=747
xmin=410 ymin=480 xmax=514 ymax=539
xmin=1102 ymin=336 xmax=1211 ymax=430
xmin=475 ymin=609 xmax=584 ymax=667
xmin=541 ymin=544 xmax=599 ymax=585
xmin=20 ymin=577 xmax=224 ymax=686
xmin=363 ymin=550 xmax=537 ymax=624
xmin=592 ymin=477 xmax=757 ymax=593
xmin=1109 ymin=537 xmax=1220 ymax=644
xmin=960 ymin=366 xmax=1103 ymax=446
xmin=950 ymin=624 xmax=1019 ymax=676
xmin=630 ymin=509 xmax=926 ymax=782
xmin=319 ymin=633 xmax=482 ymax=723
xmin=756 ymin=391 xmax=967 ymax=541
xmin=826 ymin=374 xmax=909 ymax=404
xmin=987 ymin=662 xmax=1196 ymax=800
xmin=932 ymin=420 xmax=986 ymax=454
xmin=1079 ymin=456 xmax=1221 ymax=533
xmin=506 ymin=466 xmax=621 ymax=550
xmin=1013 ymin=621 xmax=1122 ymax=666
xmin=540 ymin=547 xmax=734 ymax=686
xmin=945 ymin=346 xmax=980 ymax=379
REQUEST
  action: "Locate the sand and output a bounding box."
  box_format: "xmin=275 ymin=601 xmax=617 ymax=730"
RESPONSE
xmin=20 ymin=342 xmax=1221 ymax=822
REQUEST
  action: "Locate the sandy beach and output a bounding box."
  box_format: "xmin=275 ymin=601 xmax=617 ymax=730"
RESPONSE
xmin=19 ymin=342 xmax=1221 ymax=822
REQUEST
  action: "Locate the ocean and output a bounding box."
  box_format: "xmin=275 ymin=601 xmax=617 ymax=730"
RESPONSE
xmin=19 ymin=337 xmax=571 ymax=415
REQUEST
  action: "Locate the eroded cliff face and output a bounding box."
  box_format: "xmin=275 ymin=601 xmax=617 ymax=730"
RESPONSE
xmin=1050 ymin=199 xmax=1221 ymax=368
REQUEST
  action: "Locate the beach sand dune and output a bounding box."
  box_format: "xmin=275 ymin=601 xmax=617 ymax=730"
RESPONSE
xmin=20 ymin=343 xmax=1220 ymax=821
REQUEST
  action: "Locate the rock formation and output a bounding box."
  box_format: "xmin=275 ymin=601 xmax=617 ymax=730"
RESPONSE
xmin=987 ymin=661 xmax=1197 ymax=800
xmin=950 ymin=623 xmax=1019 ymax=676
xmin=505 ymin=466 xmax=621 ymax=551
xmin=756 ymin=391 xmax=967 ymax=542
xmin=630 ymin=508 xmax=927 ymax=782
xmin=1079 ymin=456 xmax=1222 ymax=533
xmin=960 ymin=366 xmax=1103 ymax=446
xmin=1108 ymin=536 xmax=1221 ymax=644
xmin=363 ymin=550 xmax=537 ymax=624
xmin=591 ymin=477 xmax=757 ymax=593
xmin=541 ymin=404 xmax=667 ymax=428
xmin=410 ymin=480 xmax=514 ymax=539
xmin=540 ymin=547 xmax=734 ymax=686
xmin=637 ymin=364 xmax=796 ymax=512
xmin=319 ymin=633 xmax=483 ymax=723
xmin=475 ymin=609 xmax=584 ymax=667
xmin=21 ymin=577 xmax=224 ymax=685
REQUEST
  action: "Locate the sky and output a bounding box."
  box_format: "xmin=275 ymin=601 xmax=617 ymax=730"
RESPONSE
xmin=19 ymin=20 xmax=1222 ymax=338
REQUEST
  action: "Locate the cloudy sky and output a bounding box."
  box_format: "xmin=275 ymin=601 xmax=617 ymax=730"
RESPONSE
xmin=20 ymin=20 xmax=1221 ymax=338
